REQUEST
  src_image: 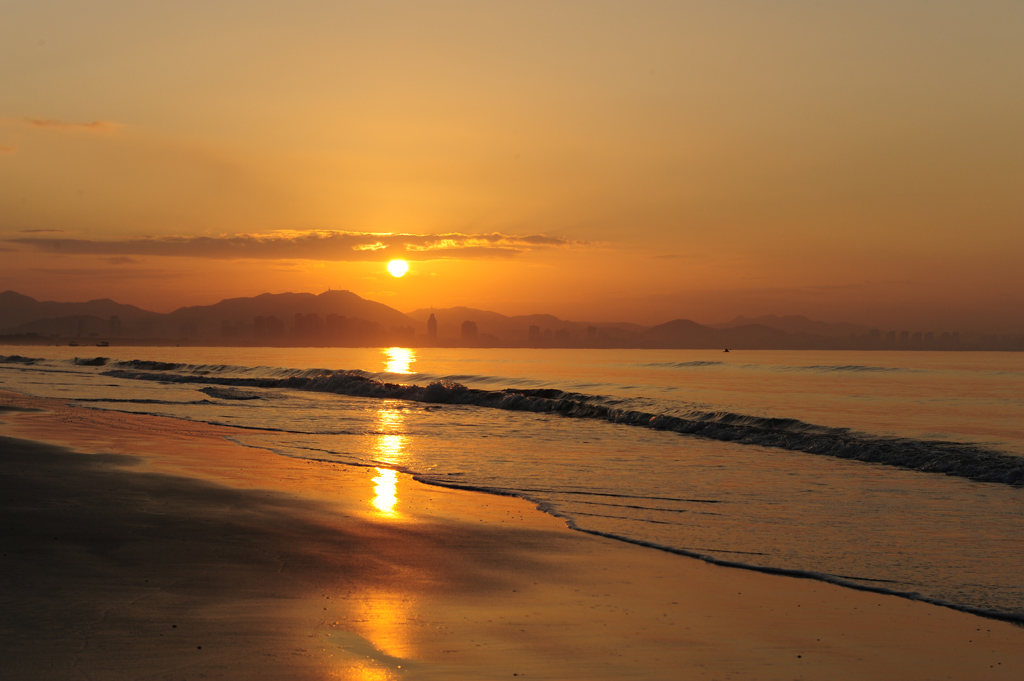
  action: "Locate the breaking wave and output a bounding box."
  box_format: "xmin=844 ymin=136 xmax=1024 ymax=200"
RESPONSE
xmin=777 ymin=364 xmax=911 ymax=373
xmin=199 ymin=386 xmax=264 ymax=401
xmin=642 ymin=360 xmax=725 ymax=368
xmin=0 ymin=354 xmax=42 ymax=365
xmin=639 ymin=360 xmax=913 ymax=374
xmin=102 ymin=366 xmax=1024 ymax=486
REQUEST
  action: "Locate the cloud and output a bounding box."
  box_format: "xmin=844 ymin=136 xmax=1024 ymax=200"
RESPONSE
xmin=29 ymin=267 xmax=186 ymax=280
xmin=0 ymin=144 xmax=15 ymax=154
xmin=101 ymin=256 xmax=140 ymax=265
xmin=18 ymin=228 xmax=68 ymax=234
xmin=9 ymin=230 xmax=584 ymax=262
xmin=22 ymin=118 xmax=118 ymax=133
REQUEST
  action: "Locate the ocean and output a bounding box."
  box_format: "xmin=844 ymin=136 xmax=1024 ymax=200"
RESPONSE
xmin=2 ymin=346 xmax=1022 ymax=623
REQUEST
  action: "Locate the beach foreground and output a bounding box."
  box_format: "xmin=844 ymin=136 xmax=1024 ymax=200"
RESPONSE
xmin=1 ymin=391 xmax=1021 ymax=680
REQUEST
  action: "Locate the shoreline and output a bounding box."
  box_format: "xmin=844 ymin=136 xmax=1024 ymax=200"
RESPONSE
xmin=411 ymin=472 xmax=1024 ymax=626
xmin=2 ymin=390 xmax=1022 ymax=679
xmin=4 ymin=338 xmax=1023 ymax=351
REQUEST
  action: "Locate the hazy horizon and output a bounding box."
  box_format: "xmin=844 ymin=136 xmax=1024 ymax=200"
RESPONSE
xmin=2 ymin=2 xmax=1021 ymax=334
xmin=4 ymin=287 xmax=1020 ymax=341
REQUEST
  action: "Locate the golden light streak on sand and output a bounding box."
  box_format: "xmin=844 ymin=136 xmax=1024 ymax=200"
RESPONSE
xmin=354 ymin=665 xmax=399 ymax=681
xmin=351 ymin=590 xmax=417 ymax=662
xmin=2 ymin=393 xmax=1024 ymax=679
xmin=370 ymin=403 xmax=407 ymax=517
xmin=372 ymin=468 xmax=399 ymax=517
xmin=327 ymin=656 xmax=402 ymax=681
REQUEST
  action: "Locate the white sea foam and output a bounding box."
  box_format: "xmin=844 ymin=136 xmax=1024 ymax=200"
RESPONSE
xmin=4 ymin=348 xmax=1024 ymax=622
xmin=98 ymin=365 xmax=1024 ymax=486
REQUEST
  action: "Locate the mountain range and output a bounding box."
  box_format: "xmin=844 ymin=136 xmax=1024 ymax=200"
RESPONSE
xmin=1 ymin=289 xmax=1018 ymax=350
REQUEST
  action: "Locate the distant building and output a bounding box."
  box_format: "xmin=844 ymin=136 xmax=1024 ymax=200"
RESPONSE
xmin=461 ymin=320 xmax=478 ymax=343
xmin=221 ymin=320 xmax=243 ymax=338
xmin=294 ymin=313 xmax=324 ymax=336
xmin=326 ymin=314 xmax=345 ymax=335
xmin=427 ymin=313 xmax=437 ymax=341
xmin=391 ymin=325 xmax=416 ymax=343
xmin=265 ymin=315 xmax=284 ymax=336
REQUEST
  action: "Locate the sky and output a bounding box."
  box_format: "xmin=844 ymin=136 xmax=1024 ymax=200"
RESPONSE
xmin=1 ymin=1 xmax=1022 ymax=332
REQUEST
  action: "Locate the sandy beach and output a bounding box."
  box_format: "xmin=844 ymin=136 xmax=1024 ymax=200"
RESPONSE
xmin=1 ymin=390 xmax=1021 ymax=680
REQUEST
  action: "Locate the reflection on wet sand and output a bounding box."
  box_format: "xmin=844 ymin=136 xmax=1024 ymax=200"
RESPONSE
xmin=353 ymin=591 xmax=416 ymax=660
xmin=370 ymin=403 xmax=407 ymax=518
xmin=344 ymin=389 xmax=419 ymax=676
xmin=372 ymin=468 xmax=398 ymax=517
xmin=326 ymin=589 xmax=416 ymax=681
xmin=337 ymin=661 xmax=401 ymax=681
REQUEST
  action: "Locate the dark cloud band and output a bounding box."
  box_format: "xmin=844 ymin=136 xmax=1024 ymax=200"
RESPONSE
xmin=9 ymin=231 xmax=580 ymax=261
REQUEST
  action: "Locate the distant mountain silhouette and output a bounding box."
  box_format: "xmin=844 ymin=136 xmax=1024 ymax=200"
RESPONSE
xmin=642 ymin=318 xmax=858 ymax=349
xmin=2 ymin=290 xmax=1017 ymax=350
xmin=406 ymin=306 xmax=644 ymax=345
xmin=641 ymin=319 xmax=721 ymax=348
xmin=148 ymin=290 xmax=419 ymax=343
xmin=0 ymin=290 xmax=415 ymax=344
xmin=406 ymin=306 xmax=524 ymax=342
xmin=718 ymin=323 xmax=798 ymax=349
xmin=712 ymin=314 xmax=870 ymax=339
xmin=0 ymin=290 xmax=156 ymax=330
xmin=165 ymin=290 xmax=414 ymax=332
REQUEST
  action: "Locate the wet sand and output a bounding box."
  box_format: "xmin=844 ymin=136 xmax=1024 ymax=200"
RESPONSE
xmin=1 ymin=391 xmax=1021 ymax=680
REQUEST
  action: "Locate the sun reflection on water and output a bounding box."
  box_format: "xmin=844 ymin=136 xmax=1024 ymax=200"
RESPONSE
xmin=374 ymin=433 xmax=406 ymax=462
xmin=382 ymin=347 xmax=415 ymax=374
xmin=370 ymin=404 xmax=406 ymax=518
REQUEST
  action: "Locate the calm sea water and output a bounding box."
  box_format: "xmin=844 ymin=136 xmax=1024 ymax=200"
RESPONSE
xmin=2 ymin=346 xmax=1022 ymax=622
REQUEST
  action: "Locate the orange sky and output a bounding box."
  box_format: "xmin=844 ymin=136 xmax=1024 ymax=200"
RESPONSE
xmin=1 ymin=1 xmax=1022 ymax=332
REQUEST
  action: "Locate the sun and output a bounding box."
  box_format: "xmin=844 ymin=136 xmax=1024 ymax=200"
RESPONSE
xmin=387 ymin=259 xmax=409 ymax=277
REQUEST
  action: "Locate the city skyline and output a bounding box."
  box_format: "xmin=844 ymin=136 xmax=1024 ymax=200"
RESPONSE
xmin=2 ymin=287 xmax=1017 ymax=350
